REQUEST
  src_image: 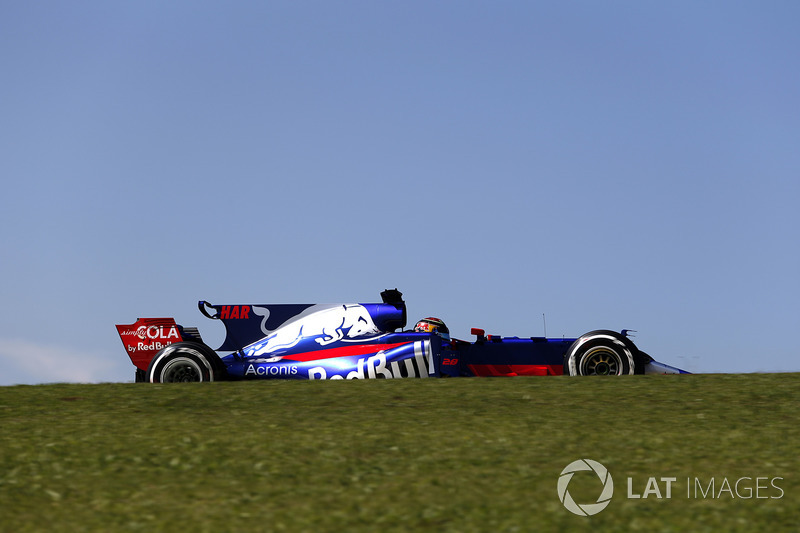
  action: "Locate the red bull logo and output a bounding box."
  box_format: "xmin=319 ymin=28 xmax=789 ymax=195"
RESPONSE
xmin=307 ymin=341 xmax=433 ymax=380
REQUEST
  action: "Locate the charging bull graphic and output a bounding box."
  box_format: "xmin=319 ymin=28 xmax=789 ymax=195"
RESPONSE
xmin=245 ymin=304 xmax=382 ymax=357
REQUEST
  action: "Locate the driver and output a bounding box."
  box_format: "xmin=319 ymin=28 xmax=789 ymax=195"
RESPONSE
xmin=413 ymin=317 xmax=451 ymax=341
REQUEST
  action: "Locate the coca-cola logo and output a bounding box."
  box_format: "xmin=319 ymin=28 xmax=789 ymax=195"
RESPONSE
xmin=128 ymin=325 xmax=180 ymax=341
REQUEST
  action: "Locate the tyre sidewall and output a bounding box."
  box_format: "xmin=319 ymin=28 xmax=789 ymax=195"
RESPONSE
xmin=565 ymin=330 xmax=636 ymax=376
xmin=147 ymin=343 xmax=215 ymax=383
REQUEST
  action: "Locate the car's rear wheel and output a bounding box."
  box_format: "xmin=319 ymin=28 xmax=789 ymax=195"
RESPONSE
xmin=147 ymin=342 xmax=223 ymax=383
xmin=564 ymin=330 xmax=637 ymax=376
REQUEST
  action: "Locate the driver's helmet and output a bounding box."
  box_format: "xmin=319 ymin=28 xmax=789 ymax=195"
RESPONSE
xmin=413 ymin=317 xmax=450 ymax=340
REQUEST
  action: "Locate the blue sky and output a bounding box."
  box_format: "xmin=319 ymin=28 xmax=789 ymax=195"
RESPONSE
xmin=1 ymin=2 xmax=798 ymax=384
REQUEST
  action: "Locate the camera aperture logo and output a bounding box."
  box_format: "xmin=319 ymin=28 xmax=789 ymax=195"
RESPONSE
xmin=557 ymin=459 xmax=614 ymax=516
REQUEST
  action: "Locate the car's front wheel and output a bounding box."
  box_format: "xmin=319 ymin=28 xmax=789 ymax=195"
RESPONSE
xmin=146 ymin=342 xmax=222 ymax=383
xmin=564 ymin=330 xmax=637 ymax=376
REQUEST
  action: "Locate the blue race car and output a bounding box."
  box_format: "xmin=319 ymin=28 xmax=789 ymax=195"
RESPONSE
xmin=116 ymin=289 xmax=687 ymax=382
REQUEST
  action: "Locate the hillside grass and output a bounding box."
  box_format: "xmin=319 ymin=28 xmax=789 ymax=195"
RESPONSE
xmin=1 ymin=374 xmax=798 ymax=532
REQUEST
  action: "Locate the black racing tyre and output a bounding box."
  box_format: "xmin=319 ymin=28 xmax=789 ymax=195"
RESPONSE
xmin=146 ymin=342 xmax=224 ymax=383
xmin=564 ymin=330 xmax=638 ymax=376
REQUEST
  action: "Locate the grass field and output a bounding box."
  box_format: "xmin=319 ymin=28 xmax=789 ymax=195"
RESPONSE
xmin=1 ymin=374 xmax=797 ymax=532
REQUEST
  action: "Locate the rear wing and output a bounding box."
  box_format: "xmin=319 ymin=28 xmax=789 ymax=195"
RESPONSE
xmin=115 ymin=318 xmax=204 ymax=371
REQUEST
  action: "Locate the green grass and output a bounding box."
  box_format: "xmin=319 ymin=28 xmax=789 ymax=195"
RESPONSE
xmin=1 ymin=374 xmax=798 ymax=532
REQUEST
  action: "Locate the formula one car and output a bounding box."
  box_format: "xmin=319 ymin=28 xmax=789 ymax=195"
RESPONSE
xmin=116 ymin=289 xmax=687 ymax=383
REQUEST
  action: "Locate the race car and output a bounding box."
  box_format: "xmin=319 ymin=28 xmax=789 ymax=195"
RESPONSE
xmin=116 ymin=289 xmax=688 ymax=383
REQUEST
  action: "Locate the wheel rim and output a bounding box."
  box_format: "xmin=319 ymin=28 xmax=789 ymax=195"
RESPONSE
xmin=160 ymin=358 xmax=203 ymax=382
xmin=580 ymin=347 xmax=622 ymax=375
